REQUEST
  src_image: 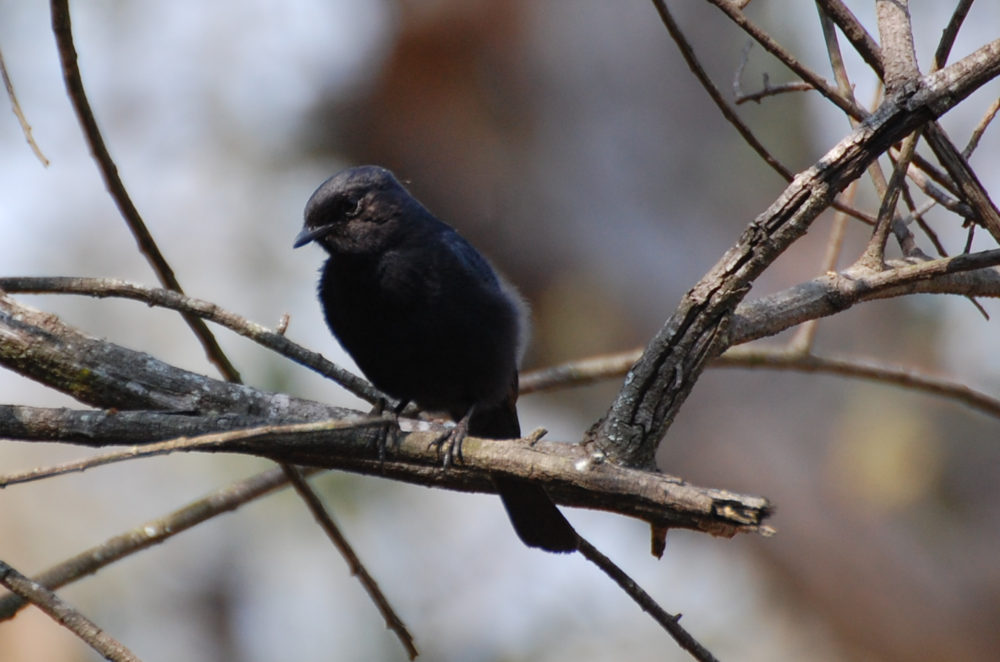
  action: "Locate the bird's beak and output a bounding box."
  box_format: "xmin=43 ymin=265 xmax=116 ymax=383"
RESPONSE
xmin=293 ymin=224 xmax=333 ymax=248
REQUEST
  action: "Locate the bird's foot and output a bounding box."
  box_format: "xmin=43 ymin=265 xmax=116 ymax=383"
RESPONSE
xmin=428 ymin=412 xmax=470 ymax=468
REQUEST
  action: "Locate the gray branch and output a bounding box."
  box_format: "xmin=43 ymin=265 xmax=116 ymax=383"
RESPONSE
xmin=0 ymin=293 xmax=771 ymax=537
xmin=589 ymin=38 xmax=1000 ymax=468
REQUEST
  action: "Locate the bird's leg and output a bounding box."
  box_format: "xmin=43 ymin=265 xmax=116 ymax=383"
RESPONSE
xmin=428 ymin=406 xmax=474 ymax=468
xmin=368 ymin=398 xmax=408 ymax=463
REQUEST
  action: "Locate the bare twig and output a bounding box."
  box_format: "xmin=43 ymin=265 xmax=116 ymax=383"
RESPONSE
xmin=814 ymin=0 xmax=884 ymax=76
xmin=284 ymin=467 xmax=418 ymax=660
xmin=0 ymin=283 xmax=415 ymax=655
xmin=860 ymin=130 xmax=922 ymax=268
xmin=714 ymin=346 xmax=1000 ymax=418
xmin=817 ymin=5 xmax=927 ymax=257
xmin=905 ymin=167 xmax=974 ymax=218
xmin=0 ymin=290 xmax=351 ymax=418
xmin=872 ymin=0 xmax=1000 ymax=243
xmin=46 ymin=11 xmax=411 ymax=651
xmin=705 ymin=0 xmax=868 ymax=120
xmin=577 ymin=536 xmax=719 ymax=662
xmin=653 ymin=1 xmax=873 ymax=225
xmin=0 ymin=413 xmax=385 ymax=487
xmin=653 ymin=1 xmax=791 ymax=180
xmin=734 ymin=79 xmax=815 ymax=105
xmin=0 ymin=47 xmax=49 ymax=166
xmin=0 ymin=560 xmax=142 ymax=661
xmin=523 ymin=344 xmax=1000 ymax=421
xmin=789 ymin=180 xmax=853 ymax=352
xmin=963 ymin=96 xmax=1000 ymax=158
xmin=933 ymin=0 xmax=976 ymax=70
xmin=817 ymin=0 xmax=997 ymax=233
xmin=0 ymin=411 xmax=411 ymax=655
xmin=733 ymin=45 xmax=814 ymax=106
xmin=590 ymin=39 xmax=1000 ymax=466
xmin=50 ymin=0 xmax=240 ymax=381
xmin=924 ymin=121 xmax=1000 ymax=242
xmin=0 ymin=466 xmax=294 ymax=621
xmin=0 ymin=276 xmax=381 ymax=404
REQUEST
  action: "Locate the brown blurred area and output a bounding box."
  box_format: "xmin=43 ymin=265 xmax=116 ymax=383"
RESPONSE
xmin=310 ymin=2 xmax=1000 ymax=661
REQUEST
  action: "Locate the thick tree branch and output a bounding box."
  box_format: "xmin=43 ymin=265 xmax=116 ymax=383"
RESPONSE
xmin=876 ymin=0 xmax=919 ymax=93
xmin=0 ymin=292 xmax=347 ymax=419
xmin=1 ymin=410 xmax=772 ymax=537
xmin=589 ymin=38 xmax=1000 ymax=467
xmin=730 ymin=251 xmax=1000 ymax=343
xmin=0 ymin=276 xmax=380 ymax=405
xmin=0 ymin=295 xmax=771 ymax=536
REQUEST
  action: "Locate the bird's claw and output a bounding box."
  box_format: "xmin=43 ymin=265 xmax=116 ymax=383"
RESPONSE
xmin=429 ymin=416 xmax=469 ymax=468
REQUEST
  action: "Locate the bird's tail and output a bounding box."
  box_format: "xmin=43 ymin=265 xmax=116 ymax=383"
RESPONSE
xmin=469 ymin=386 xmax=578 ymax=553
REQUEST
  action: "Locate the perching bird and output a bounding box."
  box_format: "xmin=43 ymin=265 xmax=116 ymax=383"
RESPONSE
xmin=294 ymin=165 xmax=578 ymax=553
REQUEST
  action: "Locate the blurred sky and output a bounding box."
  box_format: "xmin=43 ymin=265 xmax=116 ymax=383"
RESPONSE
xmin=2 ymin=2 xmax=1000 ymax=661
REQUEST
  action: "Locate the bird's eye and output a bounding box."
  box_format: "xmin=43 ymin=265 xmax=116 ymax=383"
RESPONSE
xmin=344 ymin=198 xmax=363 ymax=219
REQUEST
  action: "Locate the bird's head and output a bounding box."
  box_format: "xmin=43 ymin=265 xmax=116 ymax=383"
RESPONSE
xmin=294 ymin=165 xmax=416 ymax=254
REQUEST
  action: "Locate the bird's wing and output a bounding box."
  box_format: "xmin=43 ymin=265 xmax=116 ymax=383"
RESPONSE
xmin=441 ymin=230 xmax=502 ymax=290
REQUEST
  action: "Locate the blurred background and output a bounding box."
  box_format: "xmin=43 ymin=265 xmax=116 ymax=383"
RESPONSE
xmin=2 ymin=1 xmax=999 ymax=660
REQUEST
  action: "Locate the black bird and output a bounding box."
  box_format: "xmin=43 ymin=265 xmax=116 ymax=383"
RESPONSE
xmin=294 ymin=165 xmax=578 ymax=553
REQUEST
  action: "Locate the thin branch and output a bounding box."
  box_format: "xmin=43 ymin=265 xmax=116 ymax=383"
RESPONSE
xmin=0 ymin=276 xmax=380 ymax=404
xmin=652 ymin=1 xmax=791 ymax=180
xmin=284 ymin=467 xmax=418 ymax=660
xmin=963 ymin=96 xmax=1000 ymax=158
xmin=47 ymin=9 xmax=412 ymax=653
xmin=273 ymin=458 xmax=419 ymax=660
xmin=817 ymin=6 xmax=928 ymax=258
xmin=0 ymin=466 xmax=294 ymax=621
xmin=894 ymin=0 xmax=1000 ymax=244
xmin=705 ymin=0 xmax=868 ymax=121
xmin=934 ymin=0 xmax=976 ymax=70
xmin=0 ymin=560 xmax=142 ymax=661
xmin=590 ymin=39 xmax=1000 ymax=466
xmin=816 ymin=2 xmax=855 ymax=100
xmin=523 ymin=344 xmax=1000 ymax=421
xmin=521 ymin=351 xmax=642 ymax=395
xmin=0 ymin=47 xmax=49 ymax=166
xmin=0 ymin=405 xmax=417 ymax=657
xmin=713 ymin=346 xmax=1000 ymax=418
xmin=49 ymin=0 xmax=240 ymax=382
xmin=652 ymin=1 xmax=872 ymax=226
xmin=817 ymin=0 xmax=995 ymax=229
xmin=0 ymin=412 xmax=385 ymax=487
xmin=734 ymin=80 xmax=815 ymax=105
xmin=860 ymin=129 xmax=922 ymax=268
xmin=730 ymin=251 xmax=1000 ymax=343
xmin=577 ymin=537 xmax=719 ymax=662
xmin=733 ymin=54 xmax=814 ymax=105
xmin=814 ymin=0 xmax=884 ymax=76
xmin=789 ymin=180 xmax=853 ymax=352
xmin=0 ymin=290 xmax=352 ymax=418
xmin=923 ymin=121 xmax=1000 ymax=242
xmin=905 ymin=167 xmax=974 ymax=218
